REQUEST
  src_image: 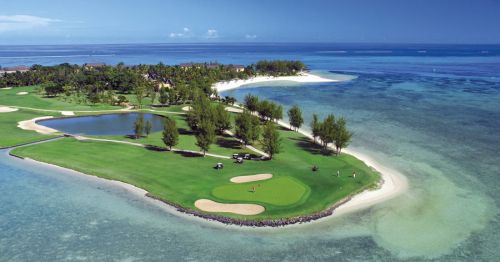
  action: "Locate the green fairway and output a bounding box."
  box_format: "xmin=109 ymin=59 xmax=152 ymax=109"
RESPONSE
xmin=212 ymin=176 xmax=309 ymax=206
xmin=0 ymin=109 xmax=59 ymax=148
xmin=0 ymin=86 xmax=119 ymax=111
xmin=11 ymin=125 xmax=380 ymax=220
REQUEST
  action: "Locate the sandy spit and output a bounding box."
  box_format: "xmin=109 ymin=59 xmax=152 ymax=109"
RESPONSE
xmin=17 ymin=116 xmax=59 ymax=134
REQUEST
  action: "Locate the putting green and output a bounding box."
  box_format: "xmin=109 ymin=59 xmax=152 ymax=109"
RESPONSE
xmin=212 ymin=176 xmax=309 ymax=206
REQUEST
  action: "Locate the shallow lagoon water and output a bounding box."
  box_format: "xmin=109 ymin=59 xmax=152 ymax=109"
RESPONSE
xmin=1 ymin=44 xmax=499 ymax=261
xmin=223 ymin=69 xmax=499 ymax=259
xmin=38 ymin=112 xmax=165 ymax=136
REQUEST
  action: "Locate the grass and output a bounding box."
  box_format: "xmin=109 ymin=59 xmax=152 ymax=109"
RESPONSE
xmin=0 ymin=86 xmax=120 ymax=111
xmin=94 ymin=113 xmax=256 ymax=157
xmin=1 ymin=89 xmax=381 ymax=220
xmin=0 ymin=109 xmax=59 ymax=148
xmin=12 ymin=126 xmax=380 ymax=220
xmin=212 ymin=176 xmax=309 ymax=206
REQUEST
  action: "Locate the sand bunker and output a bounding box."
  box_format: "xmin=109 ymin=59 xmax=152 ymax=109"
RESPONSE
xmin=0 ymin=106 xmax=18 ymax=113
xmin=225 ymin=107 xmax=243 ymax=113
xmin=194 ymin=199 xmax=265 ymax=215
xmin=181 ymin=106 xmax=192 ymax=112
xmin=17 ymin=92 xmax=28 ymax=95
xmin=18 ymin=116 xmax=59 ymax=134
xmin=1 ymin=87 xmax=12 ymax=90
xmin=230 ymin=174 xmax=273 ymax=183
xmin=61 ymin=111 xmax=75 ymax=116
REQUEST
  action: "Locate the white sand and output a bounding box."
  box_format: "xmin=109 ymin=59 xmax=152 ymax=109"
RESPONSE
xmin=194 ymin=199 xmax=265 ymax=215
xmin=17 ymin=92 xmax=28 ymax=95
xmin=181 ymin=106 xmax=192 ymax=112
xmin=1 ymin=87 xmax=12 ymax=90
xmin=0 ymin=106 xmax=18 ymax=113
xmin=17 ymin=116 xmax=59 ymax=134
xmin=225 ymin=106 xmax=243 ymax=113
xmin=61 ymin=111 xmax=75 ymax=116
xmin=213 ymin=72 xmax=338 ymax=92
xmin=230 ymin=174 xmax=273 ymax=183
xmin=333 ymin=148 xmax=408 ymax=216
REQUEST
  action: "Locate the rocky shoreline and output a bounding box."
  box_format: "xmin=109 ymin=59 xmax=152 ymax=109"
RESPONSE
xmin=146 ymin=192 xmax=360 ymax=227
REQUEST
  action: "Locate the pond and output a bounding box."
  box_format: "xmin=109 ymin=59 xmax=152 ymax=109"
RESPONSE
xmin=38 ymin=113 xmax=166 ymax=136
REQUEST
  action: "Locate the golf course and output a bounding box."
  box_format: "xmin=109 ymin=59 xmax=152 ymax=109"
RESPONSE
xmin=0 ymin=63 xmax=382 ymax=225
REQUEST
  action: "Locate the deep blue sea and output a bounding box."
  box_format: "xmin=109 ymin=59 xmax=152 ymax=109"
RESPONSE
xmin=1 ymin=43 xmax=499 ymax=261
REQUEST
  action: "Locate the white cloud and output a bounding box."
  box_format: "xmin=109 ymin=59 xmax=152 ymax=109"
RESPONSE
xmin=169 ymin=27 xmax=192 ymax=38
xmin=0 ymin=15 xmax=61 ymax=32
xmin=245 ymin=34 xmax=257 ymax=40
xmin=205 ymin=29 xmax=218 ymax=39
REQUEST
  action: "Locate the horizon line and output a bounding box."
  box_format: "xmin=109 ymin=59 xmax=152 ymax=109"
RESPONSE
xmin=1 ymin=41 xmax=500 ymax=47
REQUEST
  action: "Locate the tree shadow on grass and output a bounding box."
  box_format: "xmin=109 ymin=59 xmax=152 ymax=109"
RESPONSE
xmin=173 ymin=150 xmax=204 ymax=158
xmin=289 ymin=137 xmax=335 ymax=156
xmin=145 ymin=144 xmax=168 ymax=152
xmin=178 ymin=128 xmax=192 ymax=135
xmin=278 ymin=125 xmax=291 ymax=132
xmin=216 ymin=134 xmax=243 ymax=150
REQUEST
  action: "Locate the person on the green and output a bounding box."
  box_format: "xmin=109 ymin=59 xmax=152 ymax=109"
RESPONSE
xmin=336 ymin=170 xmax=340 ymax=177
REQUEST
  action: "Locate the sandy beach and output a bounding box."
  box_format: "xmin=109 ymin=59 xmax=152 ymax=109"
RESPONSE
xmin=213 ymin=72 xmax=339 ymax=92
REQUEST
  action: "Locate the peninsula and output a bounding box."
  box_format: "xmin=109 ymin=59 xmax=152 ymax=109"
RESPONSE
xmin=0 ymin=60 xmax=401 ymax=226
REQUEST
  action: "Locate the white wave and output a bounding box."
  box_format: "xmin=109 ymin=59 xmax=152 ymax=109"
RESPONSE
xmin=0 ymin=54 xmax=115 ymax=59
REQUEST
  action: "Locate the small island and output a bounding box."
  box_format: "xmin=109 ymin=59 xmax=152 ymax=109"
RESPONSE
xmin=0 ymin=60 xmax=382 ymax=226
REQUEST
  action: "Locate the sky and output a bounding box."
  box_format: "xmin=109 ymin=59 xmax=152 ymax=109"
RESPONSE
xmin=0 ymin=0 xmax=499 ymax=45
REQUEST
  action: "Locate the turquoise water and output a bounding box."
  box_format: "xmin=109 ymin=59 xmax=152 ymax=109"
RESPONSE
xmin=1 ymin=44 xmax=499 ymax=261
xmin=39 ymin=113 xmax=166 ymax=136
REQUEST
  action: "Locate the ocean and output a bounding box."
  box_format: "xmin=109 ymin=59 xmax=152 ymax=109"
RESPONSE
xmin=1 ymin=43 xmax=499 ymax=261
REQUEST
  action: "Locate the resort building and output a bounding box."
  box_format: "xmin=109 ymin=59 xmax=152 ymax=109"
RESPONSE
xmin=231 ymin=64 xmax=246 ymax=72
xmin=0 ymin=65 xmax=30 ymax=74
xmin=84 ymin=63 xmax=106 ymax=69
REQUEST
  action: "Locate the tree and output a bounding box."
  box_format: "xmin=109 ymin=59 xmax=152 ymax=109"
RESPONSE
xmin=87 ymin=91 xmax=100 ymax=105
xmin=149 ymin=82 xmax=158 ymax=106
xmin=167 ymin=88 xmax=178 ymax=105
xmin=144 ymin=120 xmax=152 ymax=137
xmin=134 ymin=85 xmax=146 ymax=108
xmin=318 ymin=114 xmax=336 ymax=152
xmin=235 ymin=110 xmax=261 ymax=146
xmin=195 ymin=119 xmax=216 ymax=156
xmin=257 ymin=100 xmax=272 ymax=120
xmin=334 ymin=117 xmax=352 ymax=154
xmin=213 ymin=103 xmax=231 ymax=134
xmin=44 ymin=82 xmax=64 ymax=97
xmin=117 ymin=95 xmax=128 ymax=105
xmin=162 ymin=117 xmax=179 ymax=150
xmin=288 ymin=105 xmax=303 ymax=131
xmin=271 ymin=103 xmax=283 ymax=122
xmin=133 ymin=114 xmax=145 ymax=139
xmin=187 ymin=92 xmax=212 ymax=130
xmin=311 ymin=114 xmax=320 ymax=143
xmin=159 ymin=88 xmax=169 ymax=106
xmin=261 ymin=122 xmax=281 ymax=159
xmin=224 ymin=96 xmax=236 ymax=105
xmin=244 ymin=94 xmax=259 ymax=112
